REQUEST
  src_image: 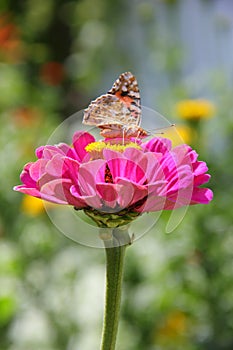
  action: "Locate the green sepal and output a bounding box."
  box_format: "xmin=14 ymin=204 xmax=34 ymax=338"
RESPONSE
xmin=83 ymin=208 xmax=140 ymax=228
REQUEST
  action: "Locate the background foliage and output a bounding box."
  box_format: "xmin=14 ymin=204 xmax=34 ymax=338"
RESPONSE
xmin=0 ymin=0 xmax=233 ymax=349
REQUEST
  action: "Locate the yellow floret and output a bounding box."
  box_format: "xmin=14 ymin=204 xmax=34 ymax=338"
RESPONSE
xmin=85 ymin=141 xmax=141 ymax=159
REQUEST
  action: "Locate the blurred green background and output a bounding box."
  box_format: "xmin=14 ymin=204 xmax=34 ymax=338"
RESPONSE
xmin=0 ymin=0 xmax=233 ymax=349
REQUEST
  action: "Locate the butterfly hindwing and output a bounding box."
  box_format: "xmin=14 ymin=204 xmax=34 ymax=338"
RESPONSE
xmin=83 ymin=94 xmax=131 ymax=126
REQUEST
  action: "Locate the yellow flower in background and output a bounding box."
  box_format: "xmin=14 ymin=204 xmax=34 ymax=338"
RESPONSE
xmin=175 ymin=99 xmax=215 ymax=120
xmin=21 ymin=195 xmax=45 ymax=216
xmin=21 ymin=195 xmax=57 ymax=216
xmin=156 ymin=310 xmax=188 ymax=340
xmin=163 ymin=125 xmax=193 ymax=146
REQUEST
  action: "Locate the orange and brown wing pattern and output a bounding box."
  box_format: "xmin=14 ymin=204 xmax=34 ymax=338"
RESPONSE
xmin=108 ymin=71 xmax=141 ymax=126
xmin=83 ymin=72 xmax=141 ymax=128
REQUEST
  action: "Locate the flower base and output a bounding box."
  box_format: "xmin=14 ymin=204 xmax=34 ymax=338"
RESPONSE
xmin=83 ymin=207 xmax=140 ymax=229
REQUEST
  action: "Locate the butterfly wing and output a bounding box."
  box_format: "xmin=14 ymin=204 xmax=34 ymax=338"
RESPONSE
xmin=83 ymin=71 xmax=141 ymax=128
xmin=108 ymin=71 xmax=141 ymax=126
xmin=83 ymin=94 xmax=131 ymax=126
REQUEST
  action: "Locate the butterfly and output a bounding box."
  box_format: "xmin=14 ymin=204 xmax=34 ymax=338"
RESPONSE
xmin=82 ymin=72 xmax=149 ymax=139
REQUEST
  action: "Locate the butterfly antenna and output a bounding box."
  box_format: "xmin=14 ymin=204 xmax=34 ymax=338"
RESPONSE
xmin=146 ymin=124 xmax=175 ymax=138
xmin=157 ymin=123 xmax=176 ymax=130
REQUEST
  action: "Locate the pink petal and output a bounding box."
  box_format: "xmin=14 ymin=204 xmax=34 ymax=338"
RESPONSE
xmin=194 ymin=173 xmax=211 ymax=186
xmin=38 ymin=173 xmax=56 ymax=188
xmin=103 ymin=149 xmax=124 ymax=161
xmin=123 ymin=148 xmax=144 ymax=163
xmin=107 ymin=158 xmax=146 ymax=184
xmin=96 ymin=183 xmax=119 ymax=208
xmin=136 ymin=194 xmax=167 ymax=212
xmin=123 ymin=148 xmax=157 ymax=178
xmin=164 ymin=192 xmax=192 ymax=209
xmin=78 ymin=159 xmax=106 ymax=196
xmin=171 ymin=146 xmax=200 ymax=172
xmin=143 ymin=153 xmax=164 ymax=182
xmin=63 ymin=158 xmax=81 ymax=183
xmin=40 ymin=179 xmax=70 ymax=203
xmin=185 ymin=148 xmax=198 ymax=163
xmin=13 ymin=185 xmax=41 ymax=198
xmin=115 ymin=178 xmax=148 ymax=208
xmin=41 ymin=179 xmax=85 ymax=206
xmin=44 ymin=154 xmax=80 ymax=181
xmin=20 ymin=163 xmax=37 ymax=187
xmin=45 ymin=155 xmax=66 ymax=177
xmin=192 ymin=161 xmax=208 ymax=176
xmin=35 ymin=145 xmax=65 ymax=160
xmin=146 ymin=181 xmax=168 ymax=196
xmin=164 ymin=165 xmax=193 ymax=195
xmin=57 ymin=143 xmax=74 ymax=156
xmin=29 ymin=159 xmax=48 ymax=181
xmin=164 ymin=185 xmax=212 ymax=208
xmin=70 ymin=185 xmax=102 ymax=209
xmin=35 ymin=146 xmax=45 ymax=159
xmin=142 ymin=137 xmax=172 ymax=154
xmin=160 ymin=152 xmax=178 ymax=174
xmin=191 ymin=188 xmax=213 ymax=204
xmin=72 ymin=131 xmax=95 ymax=162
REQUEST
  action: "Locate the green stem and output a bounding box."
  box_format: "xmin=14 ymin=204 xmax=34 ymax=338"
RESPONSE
xmin=100 ymin=228 xmax=130 ymax=350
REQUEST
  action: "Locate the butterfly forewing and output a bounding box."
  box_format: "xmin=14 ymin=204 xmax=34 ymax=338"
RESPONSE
xmin=83 ymin=72 xmax=142 ymax=132
xmin=108 ymin=72 xmax=141 ymax=126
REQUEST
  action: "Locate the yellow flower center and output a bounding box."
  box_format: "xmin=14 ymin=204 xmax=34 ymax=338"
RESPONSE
xmin=85 ymin=141 xmax=141 ymax=159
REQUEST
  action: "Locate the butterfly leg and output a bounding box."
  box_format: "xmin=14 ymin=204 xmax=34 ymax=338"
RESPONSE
xmin=135 ymin=129 xmax=141 ymax=143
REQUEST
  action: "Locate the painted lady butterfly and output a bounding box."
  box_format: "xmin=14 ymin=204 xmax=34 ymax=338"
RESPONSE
xmin=82 ymin=72 xmax=149 ymax=138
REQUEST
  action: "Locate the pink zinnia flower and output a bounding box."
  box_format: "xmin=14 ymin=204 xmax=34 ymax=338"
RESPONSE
xmin=14 ymin=131 xmax=213 ymax=217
